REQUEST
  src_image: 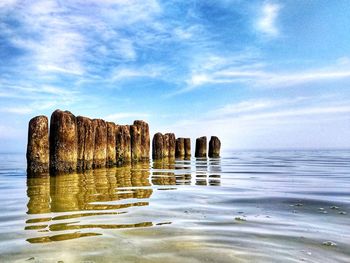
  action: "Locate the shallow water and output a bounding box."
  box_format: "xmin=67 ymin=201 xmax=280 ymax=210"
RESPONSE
xmin=0 ymin=150 xmax=349 ymax=262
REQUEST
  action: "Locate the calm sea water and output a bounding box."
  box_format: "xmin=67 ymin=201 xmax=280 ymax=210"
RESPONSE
xmin=0 ymin=150 xmax=349 ymax=262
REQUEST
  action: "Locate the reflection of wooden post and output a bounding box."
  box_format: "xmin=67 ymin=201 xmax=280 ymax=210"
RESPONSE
xmin=50 ymin=110 xmax=78 ymax=173
xmin=133 ymin=120 xmax=150 ymax=160
xmin=106 ymin=122 xmax=116 ymax=167
xmin=195 ymin=136 xmax=207 ymax=158
xmin=50 ymin=173 xmax=81 ymax=212
xmin=130 ymin=124 xmax=142 ymax=162
xmin=77 ymin=116 xmax=94 ymax=170
xmin=92 ymin=119 xmax=107 ymax=168
xmin=26 ymin=175 xmax=51 ymax=214
xmin=184 ymin=138 xmax=191 ymax=158
xmin=175 ymin=138 xmax=185 ymax=158
xmin=116 ymin=125 xmax=131 ymax=165
xmin=26 ymin=116 xmax=49 ymax=174
xmin=209 ymin=136 xmax=221 ymax=158
xmin=152 ymin=133 xmax=164 ymax=159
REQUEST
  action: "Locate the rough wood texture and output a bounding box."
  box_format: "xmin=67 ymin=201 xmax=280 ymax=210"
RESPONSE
xmin=116 ymin=125 xmax=131 ymax=165
xmin=195 ymin=136 xmax=207 ymax=158
xmin=167 ymin=133 xmax=176 ymax=159
xmin=92 ymin=119 xmax=107 ymax=168
xmin=163 ymin=133 xmax=170 ymax=157
xmin=26 ymin=116 xmax=49 ymax=174
xmin=49 ymin=110 xmax=78 ymax=173
xmin=162 ymin=133 xmax=176 ymax=158
xmin=209 ymin=136 xmax=221 ymax=158
xmin=152 ymin=133 xmax=164 ymax=160
xmin=106 ymin=122 xmax=116 ymax=167
xmin=76 ymin=116 xmax=94 ymax=171
xmin=184 ymin=138 xmax=191 ymax=158
xmin=133 ymin=120 xmax=150 ymax=160
xmin=175 ymin=138 xmax=185 ymax=158
xmin=27 ymin=109 xmax=219 ymax=175
xmin=130 ymin=124 xmax=142 ymax=162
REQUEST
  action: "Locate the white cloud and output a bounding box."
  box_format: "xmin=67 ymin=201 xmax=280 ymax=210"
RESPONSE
xmin=256 ymin=69 xmax=350 ymax=87
xmin=0 ymin=0 xmax=18 ymax=9
xmin=207 ymin=99 xmax=283 ymax=117
xmin=0 ymin=107 xmax=33 ymax=115
xmin=167 ymin=97 xmax=350 ymax=150
xmin=4 ymin=0 xmax=165 ymax=81
xmin=110 ymin=65 xmax=165 ymax=82
xmin=104 ymin=112 xmax=150 ymax=123
xmin=256 ymin=2 xmax=281 ymax=37
xmin=180 ymin=52 xmax=350 ymax=92
xmin=115 ymin=39 xmax=137 ymax=61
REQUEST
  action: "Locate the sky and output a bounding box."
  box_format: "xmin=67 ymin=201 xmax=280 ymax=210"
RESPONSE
xmin=1 ymin=0 xmax=350 ymax=153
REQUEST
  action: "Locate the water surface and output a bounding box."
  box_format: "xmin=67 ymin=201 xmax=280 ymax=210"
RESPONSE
xmin=0 ymin=151 xmax=349 ymax=262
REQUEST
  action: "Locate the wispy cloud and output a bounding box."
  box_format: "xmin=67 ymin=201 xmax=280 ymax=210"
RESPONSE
xmin=175 ymin=95 xmax=350 ymax=125
xmin=177 ymin=52 xmax=350 ymax=93
xmin=0 ymin=107 xmax=33 ymax=115
xmin=256 ymin=2 xmax=281 ymax=37
xmin=1 ymin=0 xmax=164 ymax=80
xmin=168 ymin=95 xmax=350 ymax=149
xmin=0 ymin=0 xmax=18 ymax=9
xmin=110 ymin=65 xmax=165 ymax=82
xmin=104 ymin=112 xmax=150 ymax=123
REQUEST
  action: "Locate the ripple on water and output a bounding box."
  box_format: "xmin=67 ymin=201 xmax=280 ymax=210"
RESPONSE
xmin=0 ymin=151 xmax=349 ymax=262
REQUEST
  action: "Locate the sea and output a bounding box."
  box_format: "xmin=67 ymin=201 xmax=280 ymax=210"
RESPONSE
xmin=0 ymin=150 xmax=349 ymax=262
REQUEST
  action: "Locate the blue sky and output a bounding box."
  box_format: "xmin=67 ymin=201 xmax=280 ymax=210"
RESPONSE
xmin=1 ymin=0 xmax=350 ymax=152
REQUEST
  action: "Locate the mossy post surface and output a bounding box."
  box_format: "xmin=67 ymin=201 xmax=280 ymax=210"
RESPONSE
xmin=163 ymin=134 xmax=170 ymax=157
xmin=175 ymin=138 xmax=185 ymax=158
xmin=92 ymin=119 xmax=107 ymax=168
xmin=116 ymin=125 xmax=131 ymax=165
xmin=106 ymin=122 xmax=116 ymax=167
xmin=209 ymin=136 xmax=221 ymax=158
xmin=130 ymin=124 xmax=142 ymax=162
xmin=195 ymin=136 xmax=207 ymax=158
xmin=134 ymin=120 xmax=150 ymax=160
xmin=77 ymin=116 xmax=94 ymax=171
xmin=184 ymin=138 xmax=191 ymax=158
xmin=152 ymin=133 xmax=164 ymax=160
xmin=165 ymin=133 xmax=176 ymax=159
xmin=49 ymin=110 xmax=78 ymax=174
xmin=26 ymin=115 xmax=49 ymax=174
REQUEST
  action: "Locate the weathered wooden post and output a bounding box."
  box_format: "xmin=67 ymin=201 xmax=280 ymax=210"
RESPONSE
xmin=115 ymin=125 xmax=131 ymax=165
xmin=26 ymin=116 xmax=49 ymax=174
xmin=92 ymin=119 xmax=107 ymax=168
xmin=49 ymin=110 xmax=78 ymax=173
xmin=130 ymin=124 xmax=142 ymax=162
xmin=152 ymin=133 xmax=164 ymax=159
xmin=195 ymin=136 xmax=207 ymax=158
xmin=163 ymin=133 xmax=170 ymax=157
xmin=165 ymin=133 xmax=176 ymax=159
xmin=175 ymin=138 xmax=185 ymax=158
xmin=184 ymin=138 xmax=191 ymax=158
xmin=28 ymin=109 xmax=217 ymax=174
xmin=106 ymin=122 xmax=117 ymax=167
xmin=209 ymin=136 xmax=221 ymax=158
xmin=134 ymin=120 xmax=150 ymax=160
xmin=77 ymin=116 xmax=94 ymax=171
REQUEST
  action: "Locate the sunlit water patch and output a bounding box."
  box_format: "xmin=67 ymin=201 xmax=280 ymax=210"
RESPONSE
xmin=0 ymin=151 xmax=349 ymax=262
